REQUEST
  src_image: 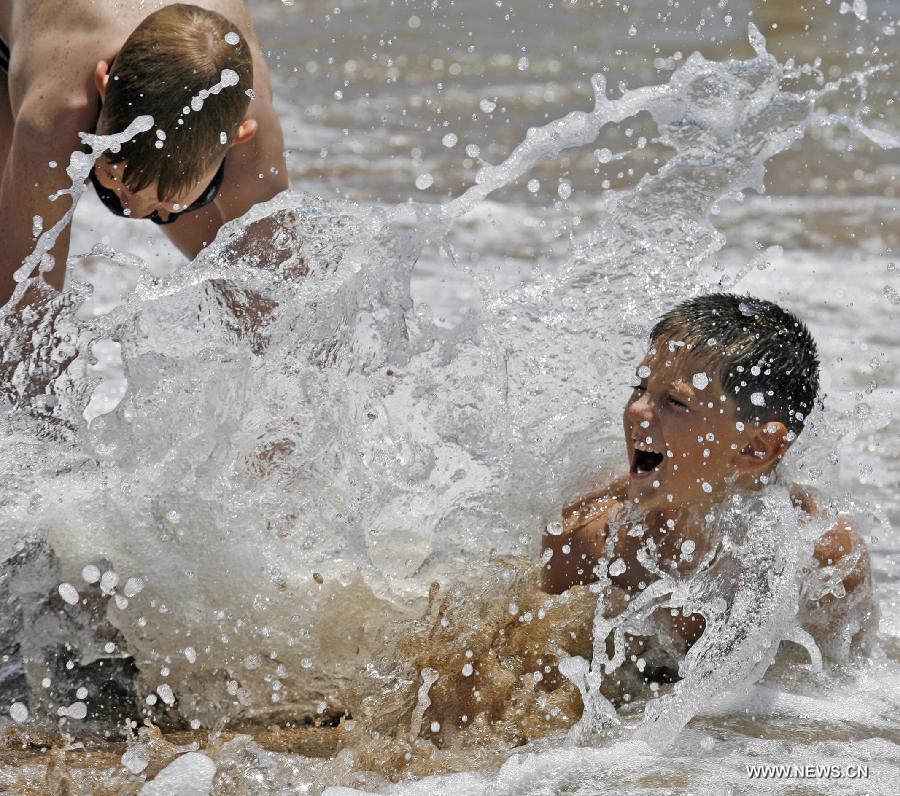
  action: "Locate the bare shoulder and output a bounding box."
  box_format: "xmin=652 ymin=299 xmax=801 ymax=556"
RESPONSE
xmin=542 ymin=476 xmax=628 ymax=594
xmin=8 ymin=23 xmax=108 ymax=119
xmin=562 ymin=474 xmax=628 ymax=532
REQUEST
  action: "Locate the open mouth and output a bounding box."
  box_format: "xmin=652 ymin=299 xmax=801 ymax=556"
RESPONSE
xmin=630 ymin=446 xmax=664 ymax=478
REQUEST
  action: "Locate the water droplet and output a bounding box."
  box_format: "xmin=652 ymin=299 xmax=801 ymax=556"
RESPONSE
xmin=750 ymin=392 xmax=766 ymax=407
xmin=479 ymin=98 xmax=497 ymax=113
xmin=408 ymin=15 xmax=421 ymax=29
xmin=10 ymin=702 xmax=28 ymax=722
xmin=184 ymin=646 xmax=197 ymax=664
xmin=608 ymin=558 xmax=627 ymax=576
xmin=465 ymin=143 xmax=480 ymax=158
xmin=461 ymin=663 xmax=473 ymax=676
xmin=244 ymin=654 xmax=261 ymax=670
xmin=701 ymin=481 xmax=713 ymax=493
xmin=76 ymin=687 xmax=88 ymax=699
xmin=81 ymin=565 xmax=101 ymax=584
xmin=692 ymin=372 xmax=709 ymax=390
xmin=100 ymin=571 xmax=119 ymax=595
xmin=441 ymin=133 xmax=458 ymax=148
xmin=415 ymin=173 xmax=434 ymax=190
xmin=58 ymin=583 xmax=79 ymax=605
xmin=527 ymin=178 xmax=540 ymax=193
xmin=219 ymin=69 xmax=238 ymax=88
xmin=638 ymin=365 xmax=652 ymax=378
xmin=517 ymin=57 xmax=529 ymax=71
xmin=595 ymin=147 xmax=613 ymax=164
xmin=557 ymin=180 xmax=572 ymax=200
xmin=122 ymin=747 xmax=149 ymax=774
xmin=66 ymin=701 xmax=87 ymax=720
xmin=545 ymin=520 xmax=563 ymax=536
xmin=840 ymin=0 xmax=868 ymax=21
xmin=157 ymin=684 xmax=175 ymax=706
xmin=224 ymin=31 xmax=240 ymax=45
xmin=430 ymin=721 xmax=440 ymax=732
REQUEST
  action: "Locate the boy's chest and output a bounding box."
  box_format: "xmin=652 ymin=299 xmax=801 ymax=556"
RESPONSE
xmin=607 ymin=522 xmax=685 ymax=592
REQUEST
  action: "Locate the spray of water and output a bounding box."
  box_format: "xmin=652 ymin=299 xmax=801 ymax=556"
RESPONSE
xmin=0 ymin=27 xmax=895 ymax=781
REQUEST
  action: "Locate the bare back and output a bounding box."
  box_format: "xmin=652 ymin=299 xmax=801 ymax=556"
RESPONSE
xmin=2 ymin=1 xmax=262 ymax=115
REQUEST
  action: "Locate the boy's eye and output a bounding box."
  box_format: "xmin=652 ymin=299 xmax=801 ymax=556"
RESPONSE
xmin=667 ymin=395 xmax=689 ymax=409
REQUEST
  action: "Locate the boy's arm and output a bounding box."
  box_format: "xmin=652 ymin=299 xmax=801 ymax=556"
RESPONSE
xmin=0 ymin=92 xmax=95 ymax=306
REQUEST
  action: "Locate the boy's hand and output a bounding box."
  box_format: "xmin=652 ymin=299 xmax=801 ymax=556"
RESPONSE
xmin=803 ymin=516 xmax=877 ymax=658
xmin=812 ymin=520 xmax=870 ymax=595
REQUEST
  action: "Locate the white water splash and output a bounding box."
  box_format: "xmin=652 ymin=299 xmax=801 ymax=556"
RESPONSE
xmin=0 ymin=28 xmax=895 ymax=739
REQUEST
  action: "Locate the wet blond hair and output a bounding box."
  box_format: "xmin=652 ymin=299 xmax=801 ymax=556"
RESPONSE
xmin=99 ymin=4 xmax=253 ymax=201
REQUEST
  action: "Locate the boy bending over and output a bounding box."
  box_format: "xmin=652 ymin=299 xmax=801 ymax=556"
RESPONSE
xmin=543 ymin=293 xmax=876 ymax=671
xmin=0 ymin=2 xmax=288 ymax=307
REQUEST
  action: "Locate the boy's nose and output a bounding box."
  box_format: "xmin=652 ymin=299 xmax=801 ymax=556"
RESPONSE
xmin=627 ymin=392 xmax=655 ymax=422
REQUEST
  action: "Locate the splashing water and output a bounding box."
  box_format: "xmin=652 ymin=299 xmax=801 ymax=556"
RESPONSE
xmin=1 ymin=24 xmax=898 ymax=793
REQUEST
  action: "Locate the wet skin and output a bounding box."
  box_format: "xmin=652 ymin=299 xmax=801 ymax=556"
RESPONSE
xmin=542 ymin=344 xmax=874 ymax=654
xmin=0 ymin=0 xmax=288 ymax=306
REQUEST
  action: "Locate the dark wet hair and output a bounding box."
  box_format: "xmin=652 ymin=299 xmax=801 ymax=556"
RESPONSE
xmin=650 ymin=293 xmax=819 ymax=435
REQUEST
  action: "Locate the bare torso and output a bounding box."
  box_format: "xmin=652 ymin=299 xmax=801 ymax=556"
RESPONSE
xmin=544 ymin=477 xmax=875 ymax=659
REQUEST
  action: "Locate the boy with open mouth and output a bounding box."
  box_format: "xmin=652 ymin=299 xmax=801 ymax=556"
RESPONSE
xmin=543 ymin=293 xmax=875 ymax=669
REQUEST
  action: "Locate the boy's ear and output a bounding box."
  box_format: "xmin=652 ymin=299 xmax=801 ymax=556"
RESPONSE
xmin=734 ymin=421 xmax=790 ymax=473
xmin=94 ymin=61 xmax=111 ymax=101
xmin=232 ymin=119 xmax=258 ymax=146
